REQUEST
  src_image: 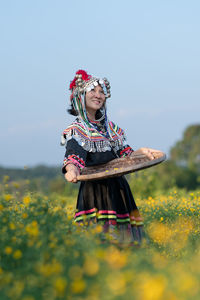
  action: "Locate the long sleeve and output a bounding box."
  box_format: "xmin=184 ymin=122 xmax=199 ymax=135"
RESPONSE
xmin=117 ymin=144 xmax=134 ymax=158
xmin=62 ymin=138 xmax=87 ymax=174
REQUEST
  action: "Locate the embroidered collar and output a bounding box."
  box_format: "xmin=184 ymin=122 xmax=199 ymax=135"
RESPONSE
xmin=61 ymin=118 xmax=126 ymax=153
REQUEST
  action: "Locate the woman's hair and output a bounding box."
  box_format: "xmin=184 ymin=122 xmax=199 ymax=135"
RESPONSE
xmin=67 ymin=103 xmax=79 ymax=116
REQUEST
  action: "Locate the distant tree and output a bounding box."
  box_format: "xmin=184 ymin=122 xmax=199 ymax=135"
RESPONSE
xmin=170 ymin=124 xmax=200 ymax=172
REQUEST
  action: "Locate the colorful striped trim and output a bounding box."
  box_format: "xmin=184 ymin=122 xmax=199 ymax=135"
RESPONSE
xmin=63 ymin=120 xmax=126 ymax=143
xmin=75 ymin=208 xmax=96 ymax=217
xmin=120 ymin=146 xmax=134 ymax=157
xmin=63 ymin=154 xmax=85 ymax=171
xmin=74 ymin=208 xmax=143 ymax=225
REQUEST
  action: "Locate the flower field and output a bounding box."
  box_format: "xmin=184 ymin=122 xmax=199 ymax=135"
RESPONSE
xmin=0 ymin=178 xmax=200 ymax=300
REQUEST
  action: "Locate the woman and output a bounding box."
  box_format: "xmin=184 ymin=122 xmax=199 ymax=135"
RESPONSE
xmin=61 ymin=70 xmax=155 ymax=245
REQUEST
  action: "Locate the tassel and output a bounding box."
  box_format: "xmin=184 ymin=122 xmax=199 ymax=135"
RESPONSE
xmin=60 ymin=135 xmax=66 ymax=146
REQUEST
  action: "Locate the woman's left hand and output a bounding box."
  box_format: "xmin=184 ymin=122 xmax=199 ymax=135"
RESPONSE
xmin=131 ymin=147 xmax=160 ymax=160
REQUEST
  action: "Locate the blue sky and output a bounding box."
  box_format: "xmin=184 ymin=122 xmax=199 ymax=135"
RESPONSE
xmin=1 ymin=0 xmax=199 ymax=167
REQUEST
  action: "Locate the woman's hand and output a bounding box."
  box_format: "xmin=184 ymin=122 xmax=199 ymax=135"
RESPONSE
xmin=64 ymin=164 xmax=80 ymax=183
xmin=132 ymin=147 xmax=160 ymax=160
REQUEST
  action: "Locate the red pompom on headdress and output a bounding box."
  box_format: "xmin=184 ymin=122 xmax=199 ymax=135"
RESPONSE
xmin=69 ymin=69 xmax=91 ymax=90
xmin=69 ymin=78 xmax=76 ymax=90
xmin=76 ymin=70 xmax=91 ymax=80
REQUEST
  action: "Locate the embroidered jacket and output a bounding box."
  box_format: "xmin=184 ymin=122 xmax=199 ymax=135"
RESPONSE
xmin=61 ymin=118 xmax=133 ymax=173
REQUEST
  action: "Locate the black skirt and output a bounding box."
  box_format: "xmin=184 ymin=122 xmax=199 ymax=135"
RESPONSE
xmin=74 ymin=176 xmax=144 ymax=245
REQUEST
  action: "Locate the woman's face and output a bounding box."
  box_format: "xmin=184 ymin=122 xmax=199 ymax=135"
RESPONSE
xmin=85 ymin=85 xmax=106 ymax=114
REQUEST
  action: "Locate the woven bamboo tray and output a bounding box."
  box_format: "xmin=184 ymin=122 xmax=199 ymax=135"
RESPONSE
xmin=77 ymin=150 xmax=166 ymax=181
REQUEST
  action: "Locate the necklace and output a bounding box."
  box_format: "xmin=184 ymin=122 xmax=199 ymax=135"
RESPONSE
xmin=87 ymin=110 xmax=105 ymax=123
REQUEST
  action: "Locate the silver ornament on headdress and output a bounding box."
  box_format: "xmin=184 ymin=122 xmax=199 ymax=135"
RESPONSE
xmin=71 ymin=72 xmax=111 ymax=99
xmin=81 ymin=77 xmax=111 ymax=99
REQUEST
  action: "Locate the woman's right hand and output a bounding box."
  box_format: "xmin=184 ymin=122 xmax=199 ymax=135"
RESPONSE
xmin=64 ymin=164 xmax=80 ymax=183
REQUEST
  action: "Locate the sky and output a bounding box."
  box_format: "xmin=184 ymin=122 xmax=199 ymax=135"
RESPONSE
xmin=0 ymin=0 xmax=200 ymax=167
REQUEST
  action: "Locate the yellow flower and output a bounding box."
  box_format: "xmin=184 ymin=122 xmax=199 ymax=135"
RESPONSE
xmin=137 ymin=274 xmax=167 ymax=300
xmin=95 ymin=248 xmax=105 ymax=259
xmin=13 ymin=249 xmax=22 ymax=259
xmin=173 ymin=268 xmax=199 ymax=296
xmin=4 ymin=194 xmax=12 ymax=201
xmin=106 ymin=273 xmax=126 ymax=295
xmin=53 ymin=206 xmax=61 ymax=212
xmin=37 ymin=260 xmax=63 ymax=277
xmin=22 ymin=213 xmax=28 ymax=219
xmin=67 ymin=214 xmax=73 ymax=220
xmin=148 ymin=222 xmax=172 ymax=245
xmin=70 ymin=279 xmax=86 ymax=294
xmin=25 ymin=221 xmax=39 ymax=237
xmin=94 ymin=224 xmax=103 ymax=233
xmin=0 ymin=204 xmax=4 ymax=211
xmin=105 ymin=246 xmax=127 ymax=269
xmin=53 ymin=277 xmax=67 ymax=297
xmin=31 ymin=220 xmax=38 ymax=227
xmin=23 ymin=196 xmax=31 ymax=205
xmin=12 ymin=182 xmax=20 ymax=189
xmin=9 ymin=223 xmax=16 ymax=230
xmin=5 ymin=246 xmax=13 ymax=254
xmin=83 ymin=256 xmax=99 ymax=276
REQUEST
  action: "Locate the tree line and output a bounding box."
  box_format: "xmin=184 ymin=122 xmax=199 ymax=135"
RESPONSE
xmin=1 ymin=124 xmax=199 ymax=197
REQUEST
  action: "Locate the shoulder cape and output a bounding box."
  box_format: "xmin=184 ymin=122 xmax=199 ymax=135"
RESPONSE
xmin=61 ymin=118 xmax=126 ymax=153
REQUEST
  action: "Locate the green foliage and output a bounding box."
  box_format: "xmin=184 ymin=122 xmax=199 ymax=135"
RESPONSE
xmin=0 ymin=165 xmax=61 ymax=181
xmin=0 ymin=167 xmax=79 ymax=198
xmin=170 ymin=124 xmax=200 ymax=171
xmin=128 ymin=170 xmax=159 ymax=198
xmin=128 ymin=160 xmax=199 ymax=199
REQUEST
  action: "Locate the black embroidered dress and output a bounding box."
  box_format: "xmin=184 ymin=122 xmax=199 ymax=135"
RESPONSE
xmin=62 ymin=117 xmax=144 ymax=244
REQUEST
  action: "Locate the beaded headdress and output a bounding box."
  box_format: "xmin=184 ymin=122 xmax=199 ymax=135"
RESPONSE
xmin=69 ymin=69 xmax=111 ymax=101
xmin=68 ymin=70 xmax=113 ymax=136
xmin=61 ymin=70 xmax=123 ymax=148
